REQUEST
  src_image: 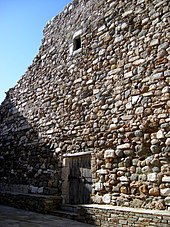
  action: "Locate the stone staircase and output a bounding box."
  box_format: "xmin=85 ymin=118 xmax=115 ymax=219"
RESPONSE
xmin=50 ymin=204 xmax=80 ymax=221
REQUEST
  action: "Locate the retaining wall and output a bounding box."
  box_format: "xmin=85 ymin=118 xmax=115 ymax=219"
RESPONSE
xmin=78 ymin=204 xmax=170 ymax=227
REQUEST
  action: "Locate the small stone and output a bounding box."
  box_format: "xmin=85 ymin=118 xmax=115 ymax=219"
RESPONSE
xmin=104 ymin=149 xmax=115 ymax=158
xmin=95 ymin=182 xmax=103 ymax=191
xmin=151 ymin=139 xmax=159 ymax=144
xmin=115 ymin=149 xmax=124 ymax=157
xmin=117 ymin=143 xmax=131 ymax=149
xmin=132 ymin=95 xmax=140 ymax=105
xmin=142 ymin=166 xmax=150 ymax=173
xmin=162 ymin=176 xmax=170 ymax=183
xmin=129 ymin=166 xmax=136 ymax=173
xmin=97 ymin=166 xmax=108 ymax=175
xmin=139 ymin=185 xmax=149 ymax=195
xmin=135 ymin=107 xmax=144 ymax=114
xmin=152 ymin=167 xmax=160 ymax=172
xmin=133 ymin=59 xmax=145 ymax=66
xmin=109 ymin=174 xmax=117 ymax=180
xmin=157 ymin=130 xmax=165 ymax=139
xmin=124 ymin=71 xmax=133 ymax=78
xmin=92 ymin=195 xmax=103 ymax=204
xmin=121 ymin=22 xmax=128 ymax=30
xmin=162 ymin=86 xmax=169 ymax=94
xmin=160 ymin=188 xmax=170 ymax=196
xmin=30 ymin=186 xmax=38 ymax=194
xmin=158 ymin=114 xmax=167 ymax=119
xmin=136 ymin=168 xmax=142 ymax=175
xmin=102 ymin=194 xmax=111 ymax=204
xmin=132 ymin=159 xmax=138 ymax=166
xmin=165 ymin=138 xmax=170 ymax=146
xmin=126 ymin=102 xmax=132 ymax=110
xmin=149 ymin=187 xmax=160 ymax=196
xmin=120 ymin=176 xmax=129 ymax=182
xmin=117 ymin=171 xmax=124 ymax=177
xmin=130 ymin=199 xmax=143 ymax=208
xmin=109 ymin=124 xmax=118 ymax=130
xmin=150 ymin=39 xmax=159 ymax=46
xmin=152 ymin=201 xmax=165 ymax=210
xmin=150 ymin=144 xmax=160 ymax=154
xmin=124 ymin=157 xmax=131 ymax=167
xmin=150 ymin=159 xmax=160 ymax=166
xmin=37 ymin=187 xmax=44 ymax=194
xmin=145 ymin=156 xmax=153 ymax=165
xmin=114 ymin=35 xmax=123 ymax=44
xmin=147 ymin=173 xmax=157 ymax=182
xmin=165 ymin=197 xmax=170 ymax=205
xmin=122 ymin=10 xmax=133 ymax=18
xmin=120 ymin=186 xmax=129 ymax=194
xmin=135 ymin=144 xmax=145 ymax=156
xmin=138 ymin=174 xmax=147 ymax=181
xmin=123 ymin=149 xmax=134 ymax=156
xmin=101 ymin=104 xmax=108 ymax=110
xmin=130 ymin=174 xmax=138 ymax=181
xmin=167 ymin=100 xmax=170 ymax=107
xmin=134 ymin=130 xmax=143 ymax=137
xmin=157 ymin=49 xmax=167 ymax=58
xmin=158 ymin=42 xmax=169 ymax=51
xmin=105 ymin=163 xmax=112 ymax=169
xmin=142 ymin=18 xmax=149 ymax=25
xmin=112 ymin=117 xmax=119 ymax=123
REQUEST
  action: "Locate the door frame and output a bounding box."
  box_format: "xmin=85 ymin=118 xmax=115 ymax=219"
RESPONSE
xmin=61 ymin=151 xmax=92 ymax=204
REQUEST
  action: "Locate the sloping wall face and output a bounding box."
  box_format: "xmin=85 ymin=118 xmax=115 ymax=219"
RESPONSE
xmin=0 ymin=0 xmax=170 ymax=209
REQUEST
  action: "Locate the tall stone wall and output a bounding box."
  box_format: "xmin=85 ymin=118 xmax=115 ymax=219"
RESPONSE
xmin=0 ymin=0 xmax=170 ymax=210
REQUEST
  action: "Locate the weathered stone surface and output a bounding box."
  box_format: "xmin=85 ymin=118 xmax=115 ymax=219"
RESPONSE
xmin=162 ymin=176 xmax=170 ymax=183
xmin=104 ymin=149 xmax=115 ymax=158
xmin=165 ymin=138 xmax=170 ymax=146
xmin=117 ymin=143 xmax=131 ymax=149
xmin=102 ymin=194 xmax=111 ymax=204
xmin=0 ymin=0 xmax=169 ymax=212
xmin=94 ymin=182 xmax=103 ymax=191
xmin=160 ymin=188 xmax=170 ymax=197
xmin=147 ymin=173 xmax=157 ymax=182
xmin=164 ymin=197 xmax=170 ymax=206
xmin=149 ymin=187 xmax=160 ymax=196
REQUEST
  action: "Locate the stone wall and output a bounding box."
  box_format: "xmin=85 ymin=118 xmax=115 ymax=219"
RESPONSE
xmin=78 ymin=204 xmax=170 ymax=227
xmin=0 ymin=191 xmax=61 ymax=213
xmin=0 ymin=0 xmax=170 ymax=211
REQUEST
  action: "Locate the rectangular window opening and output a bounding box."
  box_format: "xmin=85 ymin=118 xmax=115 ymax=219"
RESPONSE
xmin=73 ymin=36 xmax=81 ymax=51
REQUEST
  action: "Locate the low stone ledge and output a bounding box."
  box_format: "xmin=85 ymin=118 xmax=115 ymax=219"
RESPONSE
xmin=0 ymin=191 xmax=62 ymax=213
xmin=79 ymin=204 xmax=170 ymax=216
xmin=77 ymin=204 xmax=170 ymax=226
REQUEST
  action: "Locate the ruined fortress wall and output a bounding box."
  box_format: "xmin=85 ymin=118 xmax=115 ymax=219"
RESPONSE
xmin=0 ymin=0 xmax=170 ymax=210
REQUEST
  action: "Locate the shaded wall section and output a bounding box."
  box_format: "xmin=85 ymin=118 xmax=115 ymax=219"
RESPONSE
xmin=0 ymin=90 xmax=62 ymax=195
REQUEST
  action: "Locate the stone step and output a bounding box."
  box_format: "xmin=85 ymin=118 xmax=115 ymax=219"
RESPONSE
xmin=61 ymin=204 xmax=79 ymax=213
xmin=50 ymin=209 xmax=79 ymax=221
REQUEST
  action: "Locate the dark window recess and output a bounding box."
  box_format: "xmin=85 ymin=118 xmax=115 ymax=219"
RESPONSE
xmin=73 ymin=36 xmax=81 ymax=51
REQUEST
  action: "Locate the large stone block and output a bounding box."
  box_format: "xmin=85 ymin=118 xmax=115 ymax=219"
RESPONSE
xmin=162 ymin=176 xmax=170 ymax=183
xmin=147 ymin=173 xmax=157 ymax=182
xmin=160 ymin=188 xmax=170 ymax=196
xmin=104 ymin=149 xmax=115 ymax=158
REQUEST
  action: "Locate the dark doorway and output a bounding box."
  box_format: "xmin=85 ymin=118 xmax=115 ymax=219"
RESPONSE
xmin=68 ymin=154 xmax=92 ymax=204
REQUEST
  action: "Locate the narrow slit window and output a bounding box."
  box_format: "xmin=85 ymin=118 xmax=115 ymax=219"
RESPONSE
xmin=73 ymin=36 xmax=81 ymax=51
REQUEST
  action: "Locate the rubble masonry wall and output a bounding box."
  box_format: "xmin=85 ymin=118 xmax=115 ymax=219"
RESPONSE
xmin=0 ymin=0 xmax=170 ymax=210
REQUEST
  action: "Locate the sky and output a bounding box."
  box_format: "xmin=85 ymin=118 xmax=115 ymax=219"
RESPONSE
xmin=0 ymin=0 xmax=72 ymax=104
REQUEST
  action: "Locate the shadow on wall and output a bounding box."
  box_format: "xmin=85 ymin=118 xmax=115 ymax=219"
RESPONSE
xmin=0 ymin=91 xmax=62 ymax=196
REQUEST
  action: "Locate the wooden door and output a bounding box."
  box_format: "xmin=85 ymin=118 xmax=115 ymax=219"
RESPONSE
xmin=68 ymin=154 xmax=92 ymax=204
